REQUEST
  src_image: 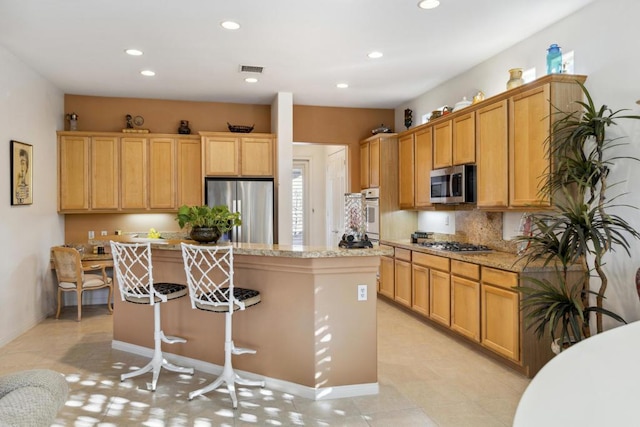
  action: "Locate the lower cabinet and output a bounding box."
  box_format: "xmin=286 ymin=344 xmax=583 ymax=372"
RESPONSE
xmin=481 ymin=267 xmax=520 ymax=362
xmin=394 ymin=248 xmax=412 ymax=307
xmin=451 ymin=260 xmax=480 ymax=342
xmin=379 ymin=255 xmax=395 ymax=299
xmin=411 ymin=264 xmax=429 ymax=316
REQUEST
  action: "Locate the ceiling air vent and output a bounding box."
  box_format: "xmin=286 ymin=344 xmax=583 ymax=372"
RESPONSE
xmin=240 ymin=65 xmax=264 ymax=73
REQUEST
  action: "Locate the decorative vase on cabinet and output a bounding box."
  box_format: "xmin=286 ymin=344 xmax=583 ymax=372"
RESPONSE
xmin=507 ymin=68 xmax=524 ymax=90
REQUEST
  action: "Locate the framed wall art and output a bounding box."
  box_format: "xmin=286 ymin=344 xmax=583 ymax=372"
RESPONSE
xmin=10 ymin=140 xmax=33 ymax=205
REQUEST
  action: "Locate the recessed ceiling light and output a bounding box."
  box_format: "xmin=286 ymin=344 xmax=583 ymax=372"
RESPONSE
xmin=245 ymin=77 xmax=258 ymax=83
xmin=140 ymin=70 xmax=156 ymax=77
xmin=418 ymin=0 xmax=440 ymax=9
xmin=337 ymin=83 xmax=349 ymax=89
xmin=221 ymin=21 xmax=240 ymax=30
xmin=125 ymin=49 xmax=143 ymax=56
xmin=368 ymin=51 xmax=383 ymax=59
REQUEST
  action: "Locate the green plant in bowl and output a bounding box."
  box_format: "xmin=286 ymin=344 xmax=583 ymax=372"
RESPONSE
xmin=176 ymin=205 xmax=241 ymax=243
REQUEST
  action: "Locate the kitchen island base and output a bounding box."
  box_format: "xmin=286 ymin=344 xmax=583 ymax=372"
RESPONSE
xmin=112 ymin=247 xmax=381 ymax=400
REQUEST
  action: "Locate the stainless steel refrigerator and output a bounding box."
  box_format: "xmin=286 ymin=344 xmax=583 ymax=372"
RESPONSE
xmin=205 ymin=178 xmax=275 ymax=244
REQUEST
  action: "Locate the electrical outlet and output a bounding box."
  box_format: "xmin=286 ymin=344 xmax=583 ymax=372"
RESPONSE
xmin=88 ymin=230 xmax=95 ymax=239
xmin=444 ymin=215 xmax=449 ymax=226
xmin=101 ymin=230 xmax=108 ymax=236
xmin=357 ymin=284 xmax=367 ymax=301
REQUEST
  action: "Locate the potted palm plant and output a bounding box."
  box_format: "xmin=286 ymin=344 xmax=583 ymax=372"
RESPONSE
xmin=176 ymin=204 xmax=241 ymax=243
xmin=516 ymin=82 xmax=640 ymax=351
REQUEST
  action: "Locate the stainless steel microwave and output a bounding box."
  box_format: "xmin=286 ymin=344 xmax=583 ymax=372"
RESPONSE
xmin=430 ymin=164 xmax=476 ymax=204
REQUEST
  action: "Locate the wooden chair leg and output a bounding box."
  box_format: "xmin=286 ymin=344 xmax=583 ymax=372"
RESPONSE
xmin=76 ymin=290 xmax=82 ymax=322
xmin=107 ymin=285 xmax=114 ymax=314
xmin=56 ymin=288 xmax=62 ymax=319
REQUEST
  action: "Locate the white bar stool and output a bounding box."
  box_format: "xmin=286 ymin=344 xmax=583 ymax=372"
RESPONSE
xmin=110 ymin=241 xmax=194 ymax=391
xmin=180 ymin=242 xmax=265 ymax=408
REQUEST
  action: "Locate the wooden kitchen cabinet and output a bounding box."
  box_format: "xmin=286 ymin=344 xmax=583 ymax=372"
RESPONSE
xmin=398 ymin=133 xmax=415 ymax=208
xmin=149 ymin=137 xmax=176 ymax=209
xmin=414 ymin=127 xmax=433 ymax=207
xmin=430 ymin=269 xmax=451 ymax=326
xmin=433 ymin=120 xmax=452 ymax=169
xmin=411 ymin=254 xmax=430 ymax=317
xmin=360 ymin=136 xmax=381 ymax=189
xmin=508 ymin=76 xmax=586 ymax=208
xmin=177 ymin=137 xmax=203 ymax=206
xmin=394 ymin=248 xmax=412 ymax=307
xmin=379 ymin=255 xmax=395 ymax=299
xmin=202 ymin=132 xmax=274 ymax=177
xmin=120 ymin=137 xmax=148 ymax=210
xmin=476 ymin=100 xmax=509 ymax=208
xmin=450 ymin=260 xmax=481 ymax=342
xmin=452 ymin=112 xmax=475 ymax=165
xmin=90 ymin=136 xmax=119 ymax=210
xmin=481 ymin=266 xmax=520 ymax=362
xmin=59 ymin=135 xmax=90 ymax=211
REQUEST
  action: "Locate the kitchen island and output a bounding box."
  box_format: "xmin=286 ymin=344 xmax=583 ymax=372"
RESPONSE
xmin=98 ymin=236 xmax=391 ymax=400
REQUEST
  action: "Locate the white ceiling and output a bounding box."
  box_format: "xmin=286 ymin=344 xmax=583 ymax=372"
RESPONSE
xmin=0 ymin=0 xmax=596 ymax=109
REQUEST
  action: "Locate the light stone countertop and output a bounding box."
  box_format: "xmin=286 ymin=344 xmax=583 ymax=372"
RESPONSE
xmin=382 ymin=239 xmax=580 ymax=273
xmin=92 ymin=235 xmax=393 ymax=258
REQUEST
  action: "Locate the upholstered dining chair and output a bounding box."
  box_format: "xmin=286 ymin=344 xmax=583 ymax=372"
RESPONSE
xmin=51 ymin=246 xmax=113 ymax=321
xmin=180 ymin=242 xmax=264 ymax=408
xmin=110 ymin=241 xmax=194 ymax=391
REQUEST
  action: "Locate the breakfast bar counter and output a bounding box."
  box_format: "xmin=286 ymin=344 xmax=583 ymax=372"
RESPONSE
xmin=98 ymin=236 xmax=391 ymax=400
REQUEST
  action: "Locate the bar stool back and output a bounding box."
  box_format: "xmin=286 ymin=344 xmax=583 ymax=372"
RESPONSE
xmin=180 ymin=242 xmax=264 ymax=408
xmin=110 ymin=241 xmax=194 ymax=390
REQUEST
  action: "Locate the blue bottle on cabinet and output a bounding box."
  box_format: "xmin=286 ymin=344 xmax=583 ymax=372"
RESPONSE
xmin=546 ymin=44 xmax=563 ymax=74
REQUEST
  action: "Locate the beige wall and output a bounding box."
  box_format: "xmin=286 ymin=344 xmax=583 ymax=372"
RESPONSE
xmin=64 ymin=94 xmax=272 ymax=134
xmin=293 ymin=105 xmax=394 ymax=193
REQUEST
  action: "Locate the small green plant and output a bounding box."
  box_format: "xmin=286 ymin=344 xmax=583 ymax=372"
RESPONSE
xmin=175 ymin=205 xmax=241 ymax=233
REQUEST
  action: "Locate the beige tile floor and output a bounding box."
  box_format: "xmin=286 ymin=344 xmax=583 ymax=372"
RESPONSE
xmin=0 ymin=298 xmax=529 ymax=426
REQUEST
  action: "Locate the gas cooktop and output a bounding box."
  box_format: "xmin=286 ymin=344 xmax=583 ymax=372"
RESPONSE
xmin=419 ymin=241 xmax=492 ymax=253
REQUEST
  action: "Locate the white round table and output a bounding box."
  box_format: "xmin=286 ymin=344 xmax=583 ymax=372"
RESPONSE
xmin=514 ymin=320 xmax=640 ymax=426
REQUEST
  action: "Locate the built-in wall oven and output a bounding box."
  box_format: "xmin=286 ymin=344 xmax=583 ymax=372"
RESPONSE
xmin=362 ymin=188 xmax=380 ymax=245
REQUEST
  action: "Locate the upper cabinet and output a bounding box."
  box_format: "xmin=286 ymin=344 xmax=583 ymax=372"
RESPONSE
xmin=476 ymin=100 xmax=509 ymax=208
xmin=360 ymin=136 xmax=382 ymax=189
xmin=399 ymin=74 xmax=587 ymax=211
xmin=57 ymin=132 xmax=202 ymax=213
xmin=202 ymin=132 xmax=275 ymax=177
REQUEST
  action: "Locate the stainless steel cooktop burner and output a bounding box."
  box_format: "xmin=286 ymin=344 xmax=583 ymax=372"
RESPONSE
xmin=419 ymin=241 xmax=492 ymax=253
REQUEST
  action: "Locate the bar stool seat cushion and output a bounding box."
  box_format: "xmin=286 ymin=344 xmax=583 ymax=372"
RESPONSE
xmin=195 ymin=288 xmax=261 ymax=312
xmin=124 ymin=283 xmax=188 ymax=305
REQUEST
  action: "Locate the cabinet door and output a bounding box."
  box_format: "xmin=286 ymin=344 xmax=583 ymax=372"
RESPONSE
xmin=398 ymin=133 xmax=415 ymax=208
xmin=452 ymin=112 xmax=475 ymax=165
xmin=394 ymin=259 xmax=412 ymax=307
xmin=509 ymin=84 xmax=551 ymax=207
xmin=451 ymin=275 xmax=480 ymax=342
xmin=91 ymin=136 xmax=119 ymax=210
xmin=204 ymin=136 xmax=239 ymax=176
xmin=177 ymin=138 xmax=202 ymax=207
xmin=481 ymin=283 xmax=520 ymax=361
xmin=412 ymin=263 xmax=429 ymax=317
xmin=429 ymin=269 xmax=451 ymax=326
xmin=149 ymin=137 xmax=176 ymax=209
xmin=59 ymin=135 xmax=90 ymax=211
xmin=369 ymin=138 xmax=380 ymax=188
xmin=241 ymin=136 xmax=274 ymax=176
xmin=476 ymin=100 xmax=509 ymax=208
xmin=379 ymin=256 xmax=395 ymax=299
xmin=433 ymin=120 xmax=452 ymax=169
xmin=414 ymin=127 xmax=433 ymax=207
xmin=360 ymin=142 xmax=370 ymax=189
xmin=121 ymin=137 xmax=148 ymax=209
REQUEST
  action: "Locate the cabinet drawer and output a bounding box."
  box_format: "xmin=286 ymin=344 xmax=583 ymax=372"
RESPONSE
xmin=412 ymin=251 xmax=449 ymax=271
xmin=395 ymin=248 xmax=412 ymax=262
xmin=482 ymin=266 xmax=518 ymax=289
xmin=451 ymin=260 xmax=480 ymax=280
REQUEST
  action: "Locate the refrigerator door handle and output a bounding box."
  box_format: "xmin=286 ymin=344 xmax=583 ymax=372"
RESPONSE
xmin=236 ymin=200 xmax=242 ymax=242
